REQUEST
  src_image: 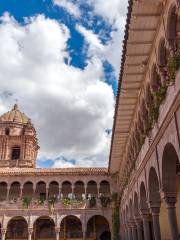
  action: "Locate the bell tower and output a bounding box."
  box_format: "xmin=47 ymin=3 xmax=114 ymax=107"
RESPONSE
xmin=0 ymin=104 xmax=39 ymax=168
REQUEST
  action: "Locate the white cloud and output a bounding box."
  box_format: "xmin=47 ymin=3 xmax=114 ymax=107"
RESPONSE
xmin=53 ymin=0 xmax=81 ymax=18
xmin=75 ymin=0 xmax=128 ymax=76
xmin=0 ymin=13 xmax=114 ymax=168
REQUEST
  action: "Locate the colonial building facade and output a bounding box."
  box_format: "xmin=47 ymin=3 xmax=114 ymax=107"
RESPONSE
xmin=109 ymin=0 xmax=180 ymax=239
xmin=0 ymin=0 xmax=179 ymax=240
xmin=0 ymin=105 xmax=114 ymax=240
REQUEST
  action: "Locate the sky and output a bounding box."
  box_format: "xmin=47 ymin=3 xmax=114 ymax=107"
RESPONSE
xmin=0 ymin=0 xmax=128 ymax=168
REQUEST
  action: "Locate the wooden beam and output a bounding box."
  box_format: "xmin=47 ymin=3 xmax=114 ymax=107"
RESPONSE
xmin=126 ymin=53 xmax=148 ymax=57
xmin=130 ymin=28 xmax=156 ymax=32
xmin=127 ymin=41 xmax=152 ymax=45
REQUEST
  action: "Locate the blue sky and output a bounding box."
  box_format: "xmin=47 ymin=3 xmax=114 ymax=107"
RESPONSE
xmin=0 ymin=0 xmax=127 ymax=168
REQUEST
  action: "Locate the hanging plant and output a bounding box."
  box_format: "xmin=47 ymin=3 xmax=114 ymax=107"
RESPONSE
xmin=154 ymin=85 xmax=167 ymax=105
xmin=167 ymin=51 xmax=180 ymax=83
xmin=89 ymin=197 xmax=96 ymax=208
xmin=100 ymin=196 xmax=111 ymax=208
xmin=22 ymin=197 xmax=31 ymax=209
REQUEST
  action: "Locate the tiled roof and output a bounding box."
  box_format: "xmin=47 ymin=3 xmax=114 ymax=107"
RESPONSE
xmin=0 ymin=167 xmax=109 ymax=176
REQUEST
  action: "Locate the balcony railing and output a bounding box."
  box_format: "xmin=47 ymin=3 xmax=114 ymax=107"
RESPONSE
xmin=0 ymin=196 xmax=112 ymax=210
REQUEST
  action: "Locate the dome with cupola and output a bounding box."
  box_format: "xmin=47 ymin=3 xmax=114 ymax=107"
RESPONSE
xmin=0 ymin=104 xmax=30 ymax=124
xmin=0 ymin=104 xmax=39 ymax=168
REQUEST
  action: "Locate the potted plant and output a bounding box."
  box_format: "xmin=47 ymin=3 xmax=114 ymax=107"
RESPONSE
xmin=22 ymin=197 xmax=32 ymax=209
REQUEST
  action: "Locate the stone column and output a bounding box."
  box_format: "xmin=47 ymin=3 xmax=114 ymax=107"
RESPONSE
xmin=130 ymin=221 xmax=137 ymax=240
xmin=72 ymin=184 xmax=74 ymax=199
xmin=55 ymin=227 xmax=60 ymax=240
xmin=33 ymin=186 xmax=36 ymax=200
xmin=149 ymin=204 xmax=161 ymax=240
xmin=83 ymin=231 xmax=86 ymax=240
xmin=97 ymin=183 xmax=100 ymax=197
xmin=84 ymin=184 xmax=87 ymax=199
xmin=1 ymin=228 xmax=6 ymax=240
xmin=28 ymin=228 xmax=33 ymax=240
xmin=161 ymin=192 xmax=179 ymax=240
xmin=20 ymin=186 xmax=23 ymax=199
xmin=127 ymin=223 xmax=132 ymax=240
xmin=6 ymin=186 xmax=10 ymax=201
xmin=140 ymin=209 xmax=151 ymax=240
xmin=58 ymin=187 xmax=61 ymax=200
xmin=134 ymin=217 xmax=143 ymax=240
xmin=46 ymin=187 xmax=49 ymax=201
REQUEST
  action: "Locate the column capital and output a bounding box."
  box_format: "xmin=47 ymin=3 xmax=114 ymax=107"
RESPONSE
xmin=1 ymin=228 xmax=7 ymax=235
xmin=140 ymin=208 xmax=150 ymax=220
xmin=160 ymin=190 xmax=177 ymax=207
xmin=28 ymin=227 xmax=33 ymax=235
xmin=148 ymin=201 xmax=161 ymax=216
xmin=55 ymin=227 xmax=60 ymax=233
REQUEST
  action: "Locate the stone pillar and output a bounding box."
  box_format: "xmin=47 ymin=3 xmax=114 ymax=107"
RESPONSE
xmin=130 ymin=222 xmax=137 ymax=240
xmin=1 ymin=228 xmax=6 ymax=240
xmin=161 ymin=192 xmax=179 ymax=240
xmin=33 ymin=186 xmax=36 ymax=199
xmin=140 ymin=209 xmax=151 ymax=240
xmin=20 ymin=186 xmax=23 ymax=199
xmin=150 ymin=204 xmax=161 ymax=240
xmin=84 ymin=184 xmax=87 ymax=199
xmin=72 ymin=184 xmax=74 ymax=199
xmin=6 ymin=186 xmax=10 ymax=201
xmin=134 ymin=217 xmax=143 ymax=240
xmin=28 ymin=228 xmax=33 ymax=240
xmin=58 ymin=187 xmax=61 ymax=200
xmin=97 ymin=183 xmax=100 ymax=197
xmin=46 ymin=187 xmax=49 ymax=201
xmin=83 ymin=231 xmax=86 ymax=240
xmin=55 ymin=227 xmax=60 ymax=240
xmin=127 ymin=223 xmax=132 ymax=240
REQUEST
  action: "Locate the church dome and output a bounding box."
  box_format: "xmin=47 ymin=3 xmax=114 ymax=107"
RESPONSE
xmin=0 ymin=104 xmax=30 ymax=124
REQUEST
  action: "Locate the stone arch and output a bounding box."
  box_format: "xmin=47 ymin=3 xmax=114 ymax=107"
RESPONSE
xmin=61 ymin=181 xmax=72 ymax=198
xmin=74 ymin=181 xmax=85 ymax=199
xmin=6 ymin=216 xmax=28 ymax=239
xmin=33 ymin=216 xmax=55 ymax=239
xmin=9 ymin=181 xmax=21 ymax=200
xmin=49 ymin=181 xmax=59 ymax=199
xmin=0 ymin=182 xmax=7 ymax=201
xmin=161 ymin=142 xmax=179 ymax=192
xmin=139 ymin=182 xmax=148 ymax=210
xmin=99 ymin=180 xmax=110 ymax=195
xmin=157 ymin=37 xmax=169 ymax=67
xmin=166 ymin=3 xmax=178 ymax=47
xmin=148 ymin=167 xmax=160 ymax=203
xmin=22 ymin=181 xmax=33 ymax=198
xmin=129 ymin=198 xmax=133 ymax=221
xmin=59 ymin=215 xmax=82 ymax=239
xmin=86 ymin=215 xmax=110 ymax=240
xmin=133 ymin=192 xmax=139 ymax=217
xmin=87 ymin=180 xmax=98 ymax=196
xmin=35 ymin=181 xmax=46 ymax=200
xmin=150 ymin=64 xmax=161 ymax=92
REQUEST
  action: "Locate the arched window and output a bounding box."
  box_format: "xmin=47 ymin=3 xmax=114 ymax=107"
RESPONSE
xmin=11 ymin=146 xmax=21 ymax=160
xmin=5 ymin=128 xmax=10 ymax=136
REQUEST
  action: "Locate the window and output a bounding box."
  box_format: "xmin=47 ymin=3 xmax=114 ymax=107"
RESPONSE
xmin=11 ymin=147 xmax=20 ymax=160
xmin=5 ymin=128 xmax=10 ymax=136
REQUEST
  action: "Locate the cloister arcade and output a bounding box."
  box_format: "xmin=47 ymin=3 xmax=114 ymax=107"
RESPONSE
xmin=121 ymin=141 xmax=180 ymax=240
xmin=0 ymin=214 xmax=111 ymax=240
xmin=0 ymin=179 xmax=111 ymax=202
xmin=116 ymin=0 xmax=180 ymax=239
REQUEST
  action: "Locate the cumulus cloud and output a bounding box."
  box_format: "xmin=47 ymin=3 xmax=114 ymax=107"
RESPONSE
xmin=55 ymin=0 xmax=128 ymax=76
xmin=53 ymin=0 xmax=81 ymax=18
xmin=0 ymin=13 xmax=114 ymax=168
